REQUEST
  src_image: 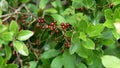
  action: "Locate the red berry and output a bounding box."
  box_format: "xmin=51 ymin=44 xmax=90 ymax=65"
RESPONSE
xmin=66 ymin=23 xmax=70 ymax=26
xmin=65 ymin=23 xmax=70 ymax=28
xmin=48 ymin=25 xmax=51 ymax=29
xmin=64 ymin=42 xmax=70 ymax=48
xmin=40 ymin=19 xmax=44 ymax=23
xmin=60 ymin=23 xmax=65 ymax=26
xmin=38 ymin=20 xmax=41 ymax=23
xmin=61 ymin=25 xmax=66 ymax=29
xmin=51 ymin=22 xmax=55 ymax=26
xmin=42 ymin=26 xmax=45 ymax=29
xmin=50 ymin=26 xmax=56 ymax=30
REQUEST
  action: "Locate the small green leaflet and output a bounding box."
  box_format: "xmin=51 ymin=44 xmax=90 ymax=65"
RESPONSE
xmin=10 ymin=20 xmax=19 ymax=35
xmin=17 ymin=30 xmax=34 ymax=41
xmin=13 ymin=41 xmax=29 ymax=56
xmin=101 ymin=55 xmax=120 ymax=68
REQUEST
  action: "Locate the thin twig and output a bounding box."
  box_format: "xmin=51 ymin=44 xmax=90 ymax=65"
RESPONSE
xmin=1 ymin=4 xmax=25 ymax=21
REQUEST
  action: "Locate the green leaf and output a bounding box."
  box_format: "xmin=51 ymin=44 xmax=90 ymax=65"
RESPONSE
xmin=112 ymin=0 xmax=120 ymax=6
xmin=101 ymin=39 xmax=115 ymax=45
xmin=10 ymin=20 xmax=19 ymax=35
xmin=103 ymin=20 xmax=114 ymax=28
xmin=70 ymin=32 xmax=80 ymax=55
xmin=101 ymin=55 xmax=120 ymax=68
xmin=82 ymin=0 xmax=95 ymax=9
xmin=77 ymin=19 xmax=88 ymax=32
xmin=0 ymin=24 xmax=7 ymax=33
xmin=112 ymin=29 xmax=120 ymax=40
xmin=51 ymin=56 xmax=62 ymax=68
xmin=0 ymin=0 xmax=8 ymax=11
xmin=76 ymin=63 xmax=87 ymax=68
xmin=71 ymin=31 xmax=80 ymax=43
xmin=0 ymin=56 xmax=3 ymax=66
xmin=41 ymin=49 xmax=60 ymax=59
xmin=88 ymin=57 xmax=103 ymax=68
xmin=51 ymin=14 xmax=66 ymax=25
xmin=0 ymin=9 xmax=2 ymax=15
xmin=87 ymin=24 xmax=104 ymax=37
xmin=13 ymin=41 xmax=29 ymax=56
xmin=62 ymin=51 xmax=76 ymax=68
xmin=114 ymin=8 xmax=120 ymax=19
xmin=1 ymin=32 xmax=13 ymax=41
xmin=82 ymin=38 xmax=95 ymax=50
xmin=29 ymin=61 xmax=37 ymax=68
xmin=20 ymin=0 xmax=29 ymax=3
xmin=104 ymin=9 xmax=113 ymax=20
xmin=72 ymin=1 xmax=82 ymax=9
xmin=17 ymin=30 xmax=34 ymax=41
xmin=27 ymin=4 xmax=38 ymax=15
xmin=44 ymin=15 xmax=54 ymax=24
xmin=5 ymin=64 xmax=18 ymax=68
xmin=65 ymin=31 xmax=73 ymax=37
xmin=62 ymin=7 xmax=75 ymax=16
xmin=79 ymin=32 xmax=87 ymax=41
xmin=69 ymin=42 xmax=78 ymax=54
xmin=76 ymin=44 xmax=90 ymax=58
xmin=5 ymin=45 xmax=12 ymax=60
xmin=39 ymin=0 xmax=49 ymax=9
xmin=44 ymin=8 xmax=57 ymax=13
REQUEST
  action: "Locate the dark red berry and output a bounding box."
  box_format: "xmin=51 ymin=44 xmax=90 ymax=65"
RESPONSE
xmin=60 ymin=23 xmax=65 ymax=26
xmin=40 ymin=19 xmax=44 ymax=23
xmin=48 ymin=25 xmax=51 ymax=29
xmin=38 ymin=20 xmax=41 ymax=23
xmin=64 ymin=42 xmax=70 ymax=48
xmin=66 ymin=23 xmax=70 ymax=26
xmin=61 ymin=25 xmax=66 ymax=29
xmin=42 ymin=26 xmax=45 ymax=29
xmin=51 ymin=22 xmax=55 ymax=26
xmin=50 ymin=26 xmax=56 ymax=30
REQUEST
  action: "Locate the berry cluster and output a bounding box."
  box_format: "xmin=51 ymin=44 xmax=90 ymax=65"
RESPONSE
xmin=38 ymin=17 xmax=44 ymax=23
xmin=64 ymin=42 xmax=70 ymax=48
xmin=36 ymin=17 xmax=72 ymax=49
xmin=36 ymin=17 xmax=59 ymax=34
xmin=60 ymin=23 xmax=70 ymax=30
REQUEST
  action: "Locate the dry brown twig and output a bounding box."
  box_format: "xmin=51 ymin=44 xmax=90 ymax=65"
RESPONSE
xmin=0 ymin=4 xmax=25 ymax=21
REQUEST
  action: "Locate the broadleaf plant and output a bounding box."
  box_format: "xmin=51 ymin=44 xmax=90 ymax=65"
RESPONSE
xmin=0 ymin=0 xmax=120 ymax=68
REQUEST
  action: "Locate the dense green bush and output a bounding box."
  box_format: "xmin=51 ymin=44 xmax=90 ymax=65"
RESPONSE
xmin=1 ymin=0 xmax=120 ymax=68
